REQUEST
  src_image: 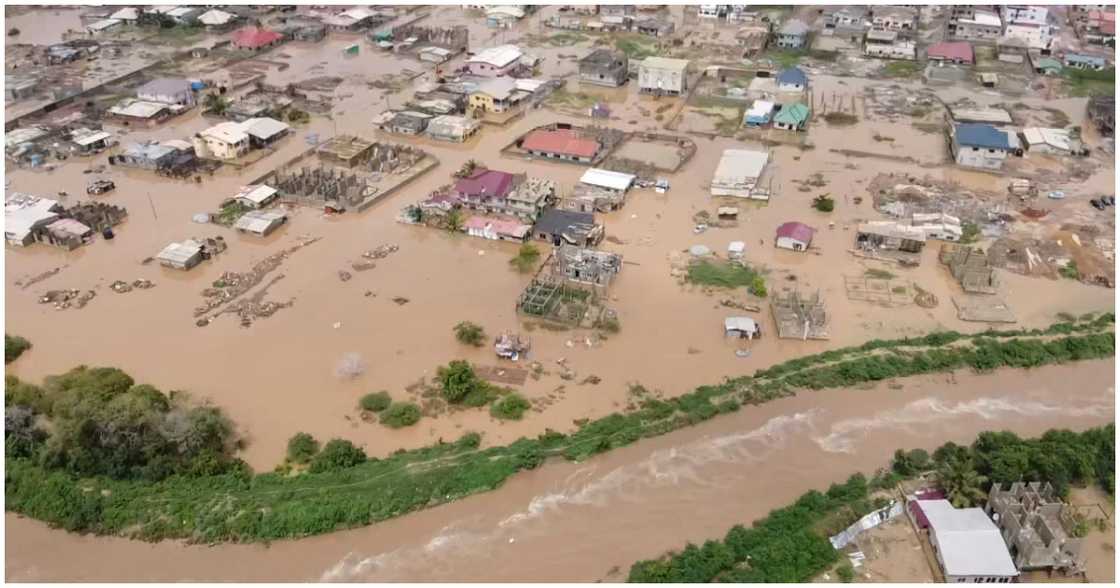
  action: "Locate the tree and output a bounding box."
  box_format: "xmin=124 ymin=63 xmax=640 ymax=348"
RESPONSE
xmin=309 ymin=439 xmax=365 ymax=473
xmin=6 ymin=334 xmax=31 ymax=364
xmin=490 ymin=393 xmax=531 ymax=420
xmin=837 ymin=564 xmax=855 ymax=583
xmin=453 ymin=321 xmax=486 ymax=346
xmin=8 ymin=28 xmax=19 ymax=37
xmin=286 ymin=432 xmax=319 ymax=464
xmin=379 ymin=402 xmax=421 ymax=428
xmin=938 ymin=458 xmax=988 ymax=508
xmin=749 ymin=275 xmax=767 ymax=298
xmin=509 ymin=243 xmax=541 ymax=273
xmin=203 ymin=93 xmax=229 ymax=115
xmin=437 ymin=360 xmax=482 ymax=403
xmin=446 ymin=209 xmax=465 ymax=232
xmin=359 ymin=391 xmax=392 ymax=412
xmin=812 ymin=194 xmax=835 ymax=212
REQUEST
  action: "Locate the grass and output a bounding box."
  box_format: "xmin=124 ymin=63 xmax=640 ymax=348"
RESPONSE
xmin=1063 ymin=68 xmax=1116 ymax=98
xmin=881 ymin=60 xmax=923 ymax=79
xmin=764 ymin=49 xmax=807 ymax=68
xmin=823 ymin=112 xmax=859 ymax=126
xmin=864 ymin=269 xmax=896 ymax=280
xmin=686 ymin=260 xmax=761 ymax=288
xmin=547 ymin=32 xmax=589 ymax=46
xmin=546 ymin=88 xmax=600 ymax=110
xmin=215 ymin=201 xmax=252 ymax=226
xmin=6 ymin=317 xmax=1114 ymax=544
xmin=615 ymin=35 xmax=658 ymax=60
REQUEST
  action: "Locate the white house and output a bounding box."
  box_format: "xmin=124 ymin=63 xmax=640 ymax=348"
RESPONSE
xmin=233 ymin=185 xmax=279 ymax=209
xmin=710 ymin=149 xmax=769 ymax=200
xmin=136 ymin=78 xmax=195 ymax=107
xmin=917 ymin=499 xmax=1019 ymax=583
xmin=579 ymin=168 xmax=635 ymax=194
xmin=1002 ymin=22 xmax=1053 ymax=50
xmin=193 ymin=122 xmax=249 ymax=160
xmin=638 ymin=57 xmax=689 ymax=96
xmin=234 ymin=210 xmax=287 ymax=237
xmin=951 ymin=123 xmax=1019 ymax=170
xmin=5 ymin=194 xmax=61 ymax=246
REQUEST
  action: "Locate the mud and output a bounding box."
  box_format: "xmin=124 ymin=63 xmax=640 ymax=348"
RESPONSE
xmin=5 ymin=360 xmax=1114 ymax=582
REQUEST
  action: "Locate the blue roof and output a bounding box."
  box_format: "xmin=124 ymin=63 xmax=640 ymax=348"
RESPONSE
xmin=955 ymin=124 xmax=1013 ymax=149
xmin=777 ymin=67 xmax=807 ymax=86
xmin=1065 ymin=54 xmax=1106 ymax=67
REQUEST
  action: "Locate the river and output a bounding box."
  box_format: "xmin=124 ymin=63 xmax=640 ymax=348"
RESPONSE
xmin=6 ymin=360 xmax=1114 ymax=582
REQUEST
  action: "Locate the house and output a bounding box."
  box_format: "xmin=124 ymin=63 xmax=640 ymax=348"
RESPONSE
xmin=43 ymin=218 xmax=93 ymax=250
xmin=520 ymin=127 xmax=602 ymax=163
xmin=1082 ymin=10 xmax=1116 ymax=46
xmin=698 ymin=5 xmax=726 ymax=19
xmin=775 ymin=222 xmax=814 ymax=251
xmin=1003 ymin=5 xmax=1049 ymax=26
xmin=775 ymin=19 xmax=810 ymax=49
xmin=1088 ymin=95 xmax=1114 ymax=137
xmin=136 ymin=78 xmax=195 ymax=107
xmin=1021 ymin=127 xmax=1075 ymax=155
xmin=635 ymin=17 xmax=674 ymax=38
xmin=156 ymin=239 xmax=205 ymax=270
xmin=241 ymin=117 xmax=290 ymax=148
xmin=952 ymin=11 xmax=1002 ymax=40
xmin=1063 ymin=53 xmax=1107 ymax=71
xmin=486 ymin=6 xmax=525 ymax=28
xmin=743 ymin=100 xmax=775 ymax=127
xmin=579 ymin=168 xmax=635 ymax=195
xmin=864 ymin=29 xmax=917 ymax=60
xmin=987 ymin=482 xmax=1086 ymax=576
xmin=951 ymin=123 xmax=1019 ymax=170
xmin=467 ymin=45 xmax=523 ymax=77
xmin=69 ymin=128 xmax=112 ymax=154
xmin=773 ymin=102 xmax=810 ymax=131
xmin=198 ymin=9 xmax=237 ymax=29
xmin=109 ymin=7 xmax=140 ymax=24
xmin=425 ymin=115 xmax=480 ymax=142
xmin=373 ymin=110 xmax=432 ymax=135
xmin=1003 ymin=22 xmax=1054 ymax=50
xmin=776 ymin=67 xmax=808 ymax=91
xmin=504 ymin=177 xmax=557 ymax=220
xmin=638 ymin=57 xmax=689 ymax=96
xmin=5 ymin=194 xmax=62 ymax=247
xmin=579 ymin=49 xmax=629 ymax=87
xmin=856 ymin=221 xmax=927 ymax=253
xmin=231 ymin=26 xmax=284 ymax=51
xmin=233 ymin=185 xmax=279 ymax=209
xmin=233 ymin=209 xmax=287 ymax=237
xmin=86 ymin=18 xmax=122 ymax=34
xmin=468 ymin=77 xmax=526 ymax=114
xmin=910 ymin=213 xmax=963 ymax=241
xmin=736 ymin=24 xmax=770 ymax=56
xmin=599 ymin=5 xmax=636 ymax=18
xmin=827 ymin=6 xmax=870 ymax=28
xmin=870 ymin=6 xmax=918 ymax=31
xmin=1034 ymin=57 xmax=1063 ymax=76
xmin=533 ymin=208 xmax=603 ymax=246
xmin=6 ymin=75 xmax=41 ymax=101
xmin=116 ymin=141 xmax=194 ymax=171
xmin=464 ymin=216 xmax=531 ymax=241
xmin=724 ymin=316 xmax=760 ymax=339
xmin=912 ymin=499 xmax=1018 ymax=583
xmin=952 ymin=107 xmax=1013 ymax=125
xmin=107 ymin=99 xmax=174 ymax=125
xmin=323 ymin=7 xmax=378 ymax=31
xmin=193 ymin=122 xmax=249 ymax=160
xmin=927 ymin=41 xmax=974 ymax=65
xmin=711 ymin=149 xmax=769 ymax=199
xmin=418 ymin=46 xmax=454 ymax=63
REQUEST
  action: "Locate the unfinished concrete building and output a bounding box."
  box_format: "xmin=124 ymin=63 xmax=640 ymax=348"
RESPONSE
xmin=579 ymin=49 xmax=629 ymax=87
xmin=771 ymin=290 xmax=830 ymax=340
xmin=549 ymin=245 xmax=622 ymax=288
xmin=987 ymin=482 xmax=1085 ymax=576
xmin=940 ymin=244 xmax=999 ymax=294
xmin=391 ymin=24 xmax=469 ymax=55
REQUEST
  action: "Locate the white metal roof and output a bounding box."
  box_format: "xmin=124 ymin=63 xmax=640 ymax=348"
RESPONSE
xmin=641 ymin=56 xmax=690 ymax=72
xmin=87 ymin=18 xmax=122 ymax=32
xmin=341 ymin=7 xmax=376 ymax=21
xmin=714 ymin=149 xmax=768 ymax=181
xmin=950 ymin=107 xmax=1013 ymax=125
xmin=919 ymin=500 xmax=1018 ymax=578
xmin=109 ymin=100 xmax=168 ymax=119
xmin=728 ymin=241 xmax=746 ymax=253
xmin=71 ymin=129 xmax=112 ymax=147
xmin=198 ymin=9 xmax=235 ymax=25
xmin=469 ymin=44 xmax=523 ymax=68
xmin=1023 ymin=127 xmax=1072 ymax=151
xmin=747 ymin=100 xmax=775 ymax=117
xmin=201 ymin=122 xmax=248 ymax=144
xmin=110 ymin=7 xmax=139 ymax=20
xmin=234 ymin=185 xmax=278 ymax=205
xmin=5 ymin=194 xmax=60 ymax=242
xmin=486 ymin=6 xmax=525 ymax=19
xmin=157 ymin=240 xmax=203 ymax=264
xmin=857 ymin=221 xmax=927 ymax=242
xmin=234 ymin=210 xmax=286 ymax=234
xmin=5 ymin=127 xmax=48 ymax=149
xmin=580 ymin=168 xmax=636 ymax=192
xmin=241 ymin=117 xmax=290 ymax=140
xmin=962 ymin=12 xmax=1001 ymax=27
xmin=724 ymin=317 xmax=758 ymax=332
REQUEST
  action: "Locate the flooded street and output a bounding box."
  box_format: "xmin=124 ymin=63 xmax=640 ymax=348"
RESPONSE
xmin=6 ymin=360 xmax=1114 ymax=581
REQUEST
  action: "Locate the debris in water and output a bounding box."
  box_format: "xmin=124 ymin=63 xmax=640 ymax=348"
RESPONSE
xmin=335 ymin=352 xmax=366 ymax=379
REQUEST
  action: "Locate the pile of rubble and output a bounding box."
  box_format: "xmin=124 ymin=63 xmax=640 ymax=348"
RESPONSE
xmin=110 ymin=279 xmax=155 ymax=293
xmin=351 ymin=243 xmax=400 ymax=271
xmin=194 ymin=236 xmax=319 ymax=324
xmin=38 ymin=289 xmax=95 ymax=310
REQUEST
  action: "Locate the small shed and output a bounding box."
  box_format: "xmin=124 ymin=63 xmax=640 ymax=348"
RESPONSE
xmin=233 ymin=185 xmax=279 ymax=209
xmin=775 ymin=221 xmax=814 ymax=251
xmin=233 ymin=210 xmax=287 ymax=236
xmin=579 ymin=168 xmax=636 ymax=194
xmin=773 ymin=102 xmax=810 ymax=131
xmin=728 ymin=240 xmax=746 ymax=260
xmin=156 ymin=239 xmax=204 ymax=270
xmin=724 ymin=316 xmax=760 ymax=339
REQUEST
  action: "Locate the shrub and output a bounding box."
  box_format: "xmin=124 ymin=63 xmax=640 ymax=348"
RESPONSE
xmin=687 ymin=260 xmax=760 ymax=288
xmin=437 ymin=360 xmax=483 ymax=403
xmin=286 ymin=432 xmax=319 ymax=464
xmin=453 ymin=321 xmax=486 ymax=347
xmin=837 ymin=564 xmax=855 ymax=583
xmin=749 ymin=275 xmax=767 ymax=298
xmin=5 ymin=334 xmax=31 ymax=364
xmin=309 ymin=439 xmax=365 ymax=473
xmin=359 ymin=391 xmax=392 ymax=412
xmin=379 ymin=402 xmax=421 ymax=428
xmin=812 ymin=195 xmax=835 ymax=212
xmin=491 ymin=394 xmax=531 ymax=420
xmin=509 ymin=244 xmax=542 ymax=273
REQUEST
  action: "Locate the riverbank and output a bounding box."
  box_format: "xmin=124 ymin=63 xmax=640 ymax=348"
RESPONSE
xmin=6 ymin=359 xmax=1115 ymax=581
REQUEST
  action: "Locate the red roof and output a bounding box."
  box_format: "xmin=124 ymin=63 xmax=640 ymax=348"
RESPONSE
xmin=927 ymin=41 xmax=974 ymax=64
xmin=520 ymin=128 xmax=600 ymax=159
xmin=776 ymin=221 xmax=815 ymax=243
xmin=231 ymin=26 xmax=283 ymax=49
xmin=1102 ymin=20 xmax=1116 ymax=35
xmin=455 ymin=169 xmax=516 ymax=200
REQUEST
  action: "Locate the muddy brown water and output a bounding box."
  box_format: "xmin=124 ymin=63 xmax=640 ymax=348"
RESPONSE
xmin=5 ymin=360 xmax=1114 ymax=582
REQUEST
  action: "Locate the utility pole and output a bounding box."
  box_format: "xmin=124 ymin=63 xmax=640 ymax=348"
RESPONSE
xmin=147 ymin=191 xmax=158 ymax=220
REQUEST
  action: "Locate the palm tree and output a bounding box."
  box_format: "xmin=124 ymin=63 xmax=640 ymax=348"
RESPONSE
xmin=445 ymin=209 xmax=464 ymax=233
xmin=938 ymin=458 xmax=989 ymax=508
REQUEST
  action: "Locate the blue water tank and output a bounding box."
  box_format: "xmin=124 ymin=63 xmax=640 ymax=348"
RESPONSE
xmin=190 ymin=80 xmax=205 ymax=91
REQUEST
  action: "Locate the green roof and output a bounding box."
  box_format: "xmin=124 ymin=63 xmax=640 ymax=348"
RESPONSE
xmin=774 ymin=102 xmax=810 ymax=125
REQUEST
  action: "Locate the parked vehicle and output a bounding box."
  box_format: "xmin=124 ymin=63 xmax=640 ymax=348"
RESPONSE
xmin=86 ymin=179 xmax=115 ymax=195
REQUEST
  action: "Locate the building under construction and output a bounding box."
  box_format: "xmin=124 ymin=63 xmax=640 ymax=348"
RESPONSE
xmin=770 ymin=289 xmax=830 ymax=340
xmin=516 ymin=245 xmax=621 ymax=325
xmin=940 ymin=243 xmax=998 ymax=294
xmin=268 ymin=136 xmax=435 ymax=212
xmin=986 ymin=482 xmax=1085 ymax=576
xmin=549 ymin=245 xmax=622 ymax=289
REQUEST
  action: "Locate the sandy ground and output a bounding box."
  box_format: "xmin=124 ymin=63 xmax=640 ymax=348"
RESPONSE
xmin=5 ymin=359 xmax=1114 ymax=581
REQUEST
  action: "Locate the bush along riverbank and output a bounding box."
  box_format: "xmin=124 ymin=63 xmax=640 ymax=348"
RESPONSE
xmin=5 ymin=316 xmax=1115 ymax=543
xmin=626 ymin=424 xmax=1115 ymax=582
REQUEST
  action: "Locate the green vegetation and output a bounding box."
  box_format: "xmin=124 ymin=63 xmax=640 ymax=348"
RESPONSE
xmin=1063 ymin=68 xmax=1116 ymax=98
xmin=812 ymin=194 xmax=835 ymax=212
xmin=960 ymin=222 xmax=981 ymax=244
xmin=309 ymin=439 xmax=366 ymax=474
xmin=5 ymin=317 xmax=1114 ymax=543
xmin=453 ymin=321 xmax=487 ymax=347
xmin=215 ymin=200 xmax=252 ymax=226
xmin=837 ymin=564 xmax=855 ymax=583
xmin=864 ymin=268 xmax=895 ymax=280
xmin=1060 ymin=260 xmax=1081 ymax=280
xmin=890 ymin=448 xmax=930 ymax=475
xmin=823 ymin=112 xmax=859 ymax=126
xmin=765 ymin=48 xmax=807 ymax=68
xmin=615 ymin=35 xmax=658 ymax=60
xmin=6 ymin=334 xmax=31 ymax=364
xmin=286 ymin=433 xmax=319 ymax=465
xmin=547 ymin=32 xmax=589 ymax=46
xmin=627 ymin=424 xmax=1115 ymax=582
xmin=203 ymin=93 xmax=230 ymax=116
xmin=359 ymin=391 xmax=392 ymax=412
xmin=545 ymin=88 xmax=600 ymax=110
xmin=686 ymin=260 xmax=763 ymax=289
xmin=379 ymin=402 xmax=422 ymax=429
xmin=509 ymin=243 xmax=542 ymax=273
xmin=491 ymin=393 xmax=531 ymax=421
xmin=446 ymin=209 xmax=465 ymax=232
xmin=286 ymin=108 xmax=310 ymax=124
xmin=748 ymin=275 xmax=767 ymax=298
xmin=881 ymin=60 xmax=923 ymax=79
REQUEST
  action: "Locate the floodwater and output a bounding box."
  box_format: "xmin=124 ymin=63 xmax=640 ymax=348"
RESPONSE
xmin=6 ymin=360 xmax=1114 ymax=582
xmin=5 ymin=6 xmax=1116 ymax=580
